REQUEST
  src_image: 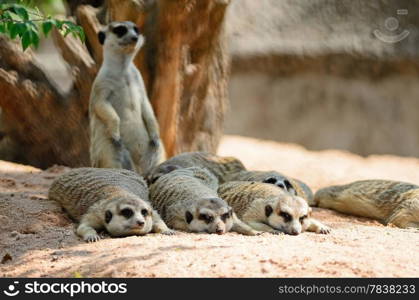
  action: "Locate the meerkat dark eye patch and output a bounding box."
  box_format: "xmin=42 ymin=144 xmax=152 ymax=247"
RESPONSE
xmin=105 ymin=210 xmax=112 ymax=224
xmin=185 ymin=211 xmax=193 ymax=224
xmin=221 ymin=212 xmax=230 ymax=222
xmin=120 ymin=208 xmax=134 ymax=219
xmin=98 ymin=31 xmax=106 ymax=45
xmin=133 ymin=26 xmax=139 ymax=34
xmin=199 ymin=213 xmax=213 ymax=223
xmin=263 ymin=177 xmax=277 ymax=185
xmin=299 ymin=215 xmax=308 ymax=223
xmin=265 ymin=205 xmax=273 ymax=217
xmin=141 ymin=209 xmax=149 ymax=217
xmin=279 ymin=212 xmax=292 ymax=222
xmin=112 ymin=25 xmax=128 ymax=37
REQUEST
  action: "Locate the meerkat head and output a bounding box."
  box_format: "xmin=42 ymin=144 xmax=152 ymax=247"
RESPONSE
xmin=262 ymin=175 xmax=297 ymax=195
xmin=103 ymin=196 xmax=153 ymax=237
xmin=147 ymin=164 xmax=180 ymax=185
xmin=184 ymin=198 xmax=233 ymax=234
xmin=264 ymin=194 xmax=310 ymax=235
xmin=98 ymin=21 xmax=144 ymax=55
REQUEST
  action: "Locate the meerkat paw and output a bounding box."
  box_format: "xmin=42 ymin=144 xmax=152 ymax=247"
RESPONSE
xmin=316 ymin=225 xmax=331 ymax=234
xmin=247 ymin=230 xmax=262 ymax=236
xmin=161 ymin=229 xmax=177 ymax=235
xmin=111 ymin=136 xmax=122 ymax=148
xmin=84 ymin=233 xmax=101 ymax=243
xmin=149 ymin=138 xmax=159 ymax=148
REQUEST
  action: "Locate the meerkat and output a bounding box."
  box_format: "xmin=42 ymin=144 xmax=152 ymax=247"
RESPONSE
xmin=89 ymin=21 xmax=165 ymax=175
xmin=146 ymin=151 xmax=246 ymax=185
xmin=225 ymin=170 xmax=314 ymax=205
xmin=48 ymin=168 xmax=173 ymax=242
xmin=218 ymin=181 xmax=331 ymax=235
xmin=149 ymin=167 xmax=259 ymax=235
xmin=314 ymin=180 xmax=419 ymax=229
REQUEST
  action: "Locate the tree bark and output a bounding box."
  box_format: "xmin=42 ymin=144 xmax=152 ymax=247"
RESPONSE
xmin=0 ymin=0 xmax=230 ymax=168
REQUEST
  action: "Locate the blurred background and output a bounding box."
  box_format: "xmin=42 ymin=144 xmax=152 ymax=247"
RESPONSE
xmin=35 ymin=0 xmax=419 ymax=157
xmin=225 ymin=0 xmax=419 ymax=157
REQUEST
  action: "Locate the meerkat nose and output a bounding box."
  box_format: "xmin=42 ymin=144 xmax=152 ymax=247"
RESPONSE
xmin=132 ymin=36 xmax=139 ymax=42
xmin=289 ymin=229 xmax=299 ymax=235
xmin=215 ymin=229 xmax=224 ymax=235
xmin=137 ymin=220 xmax=145 ymax=227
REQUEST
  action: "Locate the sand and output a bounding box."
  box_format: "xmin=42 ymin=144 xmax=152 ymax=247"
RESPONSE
xmin=0 ymin=135 xmax=418 ymax=277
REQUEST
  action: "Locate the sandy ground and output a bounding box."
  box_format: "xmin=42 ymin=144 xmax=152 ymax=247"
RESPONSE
xmin=0 ymin=135 xmax=418 ymax=278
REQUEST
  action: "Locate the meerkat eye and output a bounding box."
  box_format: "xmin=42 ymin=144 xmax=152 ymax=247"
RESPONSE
xmin=199 ymin=214 xmax=213 ymax=223
xmin=263 ymin=177 xmax=277 ymax=185
xmin=120 ymin=208 xmax=134 ymax=219
xmin=221 ymin=212 xmax=230 ymax=222
xmin=279 ymin=212 xmax=292 ymax=222
xmin=105 ymin=210 xmax=113 ymax=224
xmin=141 ymin=209 xmax=149 ymax=217
xmin=112 ymin=25 xmax=128 ymax=37
xmin=133 ymin=26 xmax=139 ymax=34
xmin=299 ymin=215 xmax=308 ymax=223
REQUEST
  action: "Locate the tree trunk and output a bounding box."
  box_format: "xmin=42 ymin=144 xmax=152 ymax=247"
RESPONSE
xmin=0 ymin=0 xmax=230 ymax=168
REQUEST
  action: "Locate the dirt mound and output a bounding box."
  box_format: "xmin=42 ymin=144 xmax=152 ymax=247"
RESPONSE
xmin=1 ymin=136 xmax=418 ymax=277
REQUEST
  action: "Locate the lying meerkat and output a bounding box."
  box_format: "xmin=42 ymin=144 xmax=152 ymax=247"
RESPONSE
xmin=89 ymin=21 xmax=165 ymax=175
xmin=314 ymin=180 xmax=419 ymax=229
xmin=218 ymin=181 xmax=331 ymax=235
xmin=48 ymin=168 xmax=173 ymax=242
xmin=149 ymin=167 xmax=258 ymax=235
xmin=146 ymin=151 xmax=246 ymax=185
xmin=225 ymin=170 xmax=314 ymax=205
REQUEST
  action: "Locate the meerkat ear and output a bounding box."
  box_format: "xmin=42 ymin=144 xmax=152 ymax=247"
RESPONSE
xmin=185 ymin=211 xmax=193 ymax=224
xmin=98 ymin=31 xmax=106 ymax=45
xmin=284 ymin=179 xmax=297 ymax=195
xmin=105 ymin=210 xmax=113 ymax=223
xmin=265 ymin=205 xmax=273 ymax=217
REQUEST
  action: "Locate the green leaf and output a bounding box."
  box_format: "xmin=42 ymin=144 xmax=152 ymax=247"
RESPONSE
xmin=21 ymin=28 xmax=38 ymax=50
xmin=41 ymin=20 xmax=53 ymax=36
xmin=9 ymin=22 xmax=19 ymax=38
xmin=31 ymin=29 xmax=39 ymax=47
xmin=21 ymin=30 xmax=31 ymax=50
xmin=0 ymin=23 xmax=5 ymax=33
xmin=10 ymin=4 xmax=29 ymax=21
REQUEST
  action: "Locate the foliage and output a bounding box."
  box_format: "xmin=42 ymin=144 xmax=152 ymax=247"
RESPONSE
xmin=0 ymin=0 xmax=84 ymax=50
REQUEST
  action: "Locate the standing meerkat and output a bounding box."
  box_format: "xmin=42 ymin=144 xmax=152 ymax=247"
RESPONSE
xmin=149 ymin=167 xmax=259 ymax=235
xmin=218 ymin=181 xmax=330 ymax=235
xmin=314 ymin=180 xmax=419 ymax=229
xmin=89 ymin=21 xmax=165 ymax=175
xmin=225 ymin=170 xmax=314 ymax=205
xmin=146 ymin=151 xmax=246 ymax=184
xmin=48 ymin=168 xmax=173 ymax=242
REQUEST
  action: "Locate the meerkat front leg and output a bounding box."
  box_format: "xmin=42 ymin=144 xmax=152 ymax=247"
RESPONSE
xmin=94 ymin=97 xmax=121 ymax=145
xmin=245 ymin=220 xmax=282 ymax=234
xmin=305 ymin=218 xmax=331 ymax=234
xmin=151 ymin=210 xmax=176 ymax=235
xmin=77 ymin=214 xmax=103 ymax=242
xmin=141 ymin=96 xmax=162 ymax=148
xmin=231 ymin=214 xmax=261 ymax=236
